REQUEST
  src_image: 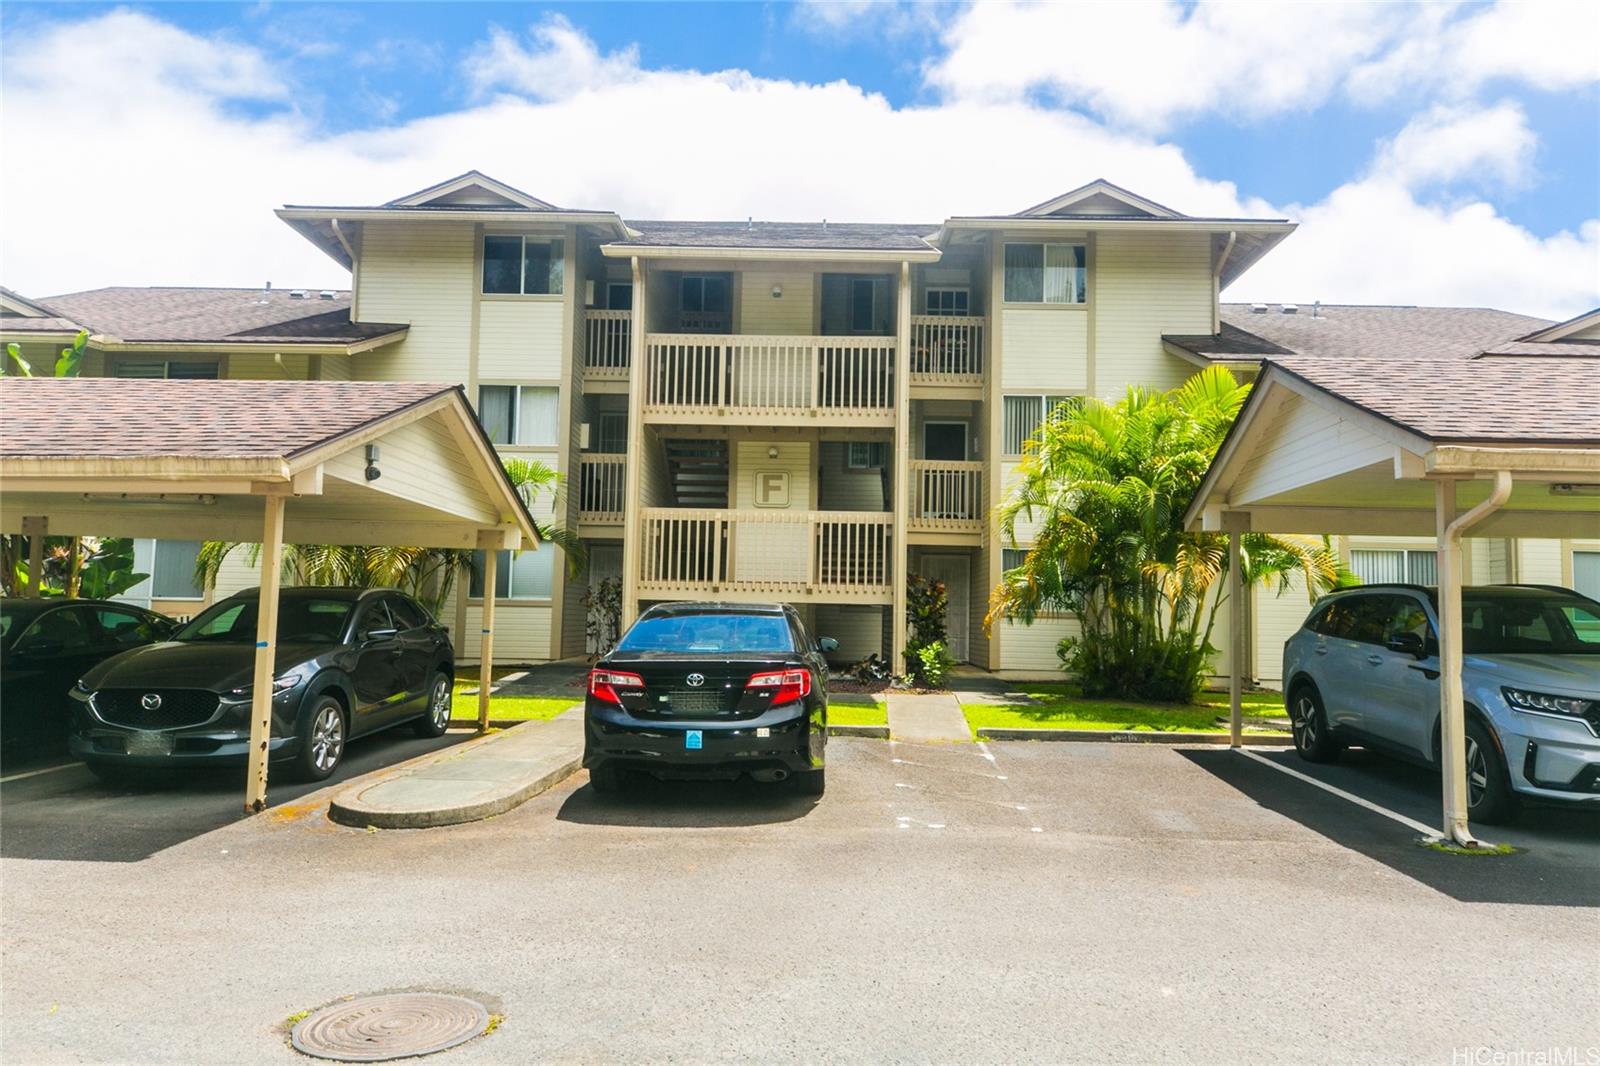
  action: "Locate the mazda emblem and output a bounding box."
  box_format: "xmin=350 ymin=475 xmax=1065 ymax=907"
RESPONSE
xmin=141 ymin=693 xmax=163 ymax=711
xmin=685 ymin=673 xmax=706 ymax=688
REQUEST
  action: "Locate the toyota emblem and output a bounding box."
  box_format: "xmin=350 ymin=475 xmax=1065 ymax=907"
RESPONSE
xmin=685 ymin=673 xmax=706 ymax=688
xmin=141 ymin=693 xmax=163 ymax=711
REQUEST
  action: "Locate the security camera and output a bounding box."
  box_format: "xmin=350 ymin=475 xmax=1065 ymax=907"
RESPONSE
xmin=364 ymin=443 xmax=381 ymax=481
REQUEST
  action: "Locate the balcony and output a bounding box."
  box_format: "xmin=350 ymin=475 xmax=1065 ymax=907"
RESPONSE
xmin=639 ymin=508 xmax=893 ymax=603
xmin=909 ymin=315 xmax=984 ymax=394
xmin=642 ymin=334 xmax=895 ymax=425
xmin=583 ymin=310 xmax=631 ymax=382
xmin=909 ymin=460 xmax=984 ymax=537
xmin=577 ymin=454 xmax=626 ymax=525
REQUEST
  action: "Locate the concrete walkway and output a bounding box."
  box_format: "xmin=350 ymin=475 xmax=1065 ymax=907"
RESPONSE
xmin=328 ymin=712 xmax=584 ymax=829
xmin=887 ymin=693 xmax=971 ymax=743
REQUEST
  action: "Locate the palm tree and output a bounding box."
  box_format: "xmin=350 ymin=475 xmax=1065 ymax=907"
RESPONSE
xmin=987 ymin=366 xmax=1339 ymax=701
xmin=194 ymin=458 xmax=583 ymax=615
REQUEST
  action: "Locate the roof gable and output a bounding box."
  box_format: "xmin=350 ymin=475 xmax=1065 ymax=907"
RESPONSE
xmin=0 ymin=286 xmax=63 ymax=318
xmin=386 ymin=170 xmax=557 ymax=211
xmin=1016 ymin=179 xmax=1184 ymax=219
xmin=1516 ymin=306 xmax=1600 ymax=343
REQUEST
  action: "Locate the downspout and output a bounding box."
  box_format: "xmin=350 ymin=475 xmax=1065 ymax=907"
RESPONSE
xmin=1212 ymin=231 xmax=1237 ymax=334
xmin=1435 ymin=469 xmax=1513 ymax=847
xmin=331 ymin=219 xmax=359 ymax=322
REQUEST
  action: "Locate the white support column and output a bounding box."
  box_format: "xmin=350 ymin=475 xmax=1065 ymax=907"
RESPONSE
xmin=477 ymin=542 xmax=498 ymax=733
xmin=244 ymin=494 xmax=285 ymax=814
xmin=22 ymin=516 xmax=47 ymax=598
xmin=1228 ymin=530 xmax=1244 ymax=748
xmin=619 ymin=256 xmax=647 ymax=630
xmin=891 ymin=260 xmax=912 ymax=672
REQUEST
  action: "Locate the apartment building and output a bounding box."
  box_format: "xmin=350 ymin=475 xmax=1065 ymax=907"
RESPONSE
xmin=6 ymin=172 xmax=1595 ymax=679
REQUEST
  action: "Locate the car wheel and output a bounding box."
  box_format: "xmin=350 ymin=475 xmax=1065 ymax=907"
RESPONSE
xmin=1464 ymin=718 xmax=1520 ymax=825
xmin=1289 ymin=686 xmax=1340 ymax=763
xmin=792 ymin=768 xmax=825 ymax=797
xmin=294 ymin=698 xmax=346 ymax=782
xmin=589 ymin=762 xmax=623 ymax=795
xmin=413 ymin=672 xmax=452 ymax=738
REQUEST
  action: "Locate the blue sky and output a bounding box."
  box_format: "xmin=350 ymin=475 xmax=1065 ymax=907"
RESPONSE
xmin=2 ymin=1 xmax=1596 ymax=317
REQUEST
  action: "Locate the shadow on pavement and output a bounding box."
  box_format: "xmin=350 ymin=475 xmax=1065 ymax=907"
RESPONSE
xmin=1181 ymin=747 xmax=1600 ymax=908
xmin=0 ymin=729 xmax=467 ymax=863
xmin=557 ymin=772 xmax=817 ymax=828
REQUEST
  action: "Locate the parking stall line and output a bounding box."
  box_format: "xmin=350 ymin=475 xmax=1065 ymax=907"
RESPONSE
xmin=0 ymin=762 xmax=79 ymax=784
xmin=1236 ymin=747 xmax=1437 ymax=837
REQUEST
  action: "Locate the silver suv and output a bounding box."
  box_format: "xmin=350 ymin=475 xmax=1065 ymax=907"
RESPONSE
xmin=1282 ymin=584 xmax=1600 ymax=822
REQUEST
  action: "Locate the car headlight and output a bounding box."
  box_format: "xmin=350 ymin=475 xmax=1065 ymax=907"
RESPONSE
xmin=1502 ymin=687 xmax=1597 ymax=719
xmin=224 ymin=668 xmax=310 ymax=702
xmin=69 ymin=679 xmax=93 ymax=702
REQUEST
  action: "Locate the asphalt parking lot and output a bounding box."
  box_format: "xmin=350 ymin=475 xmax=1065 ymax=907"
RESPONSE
xmin=2 ymin=737 xmax=1596 ymax=1065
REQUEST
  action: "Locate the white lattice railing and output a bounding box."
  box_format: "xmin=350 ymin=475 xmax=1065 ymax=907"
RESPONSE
xmin=577 ymin=454 xmax=626 ymax=522
xmin=909 ymin=460 xmax=984 ymax=532
xmin=583 ymin=310 xmax=631 ymax=377
xmin=909 ymin=315 xmax=984 ymax=383
xmin=643 ymin=334 xmax=896 ymax=419
xmin=639 ymin=508 xmax=893 ymax=598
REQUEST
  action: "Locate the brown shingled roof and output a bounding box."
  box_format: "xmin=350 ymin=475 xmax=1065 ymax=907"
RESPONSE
xmin=1219 ymin=303 xmax=1550 ymax=361
xmin=37 ymin=287 xmax=407 ymax=346
xmin=614 ymin=220 xmax=937 ymax=252
xmin=1162 ymin=321 xmax=1293 ymax=361
xmin=0 ymin=379 xmax=455 ymax=460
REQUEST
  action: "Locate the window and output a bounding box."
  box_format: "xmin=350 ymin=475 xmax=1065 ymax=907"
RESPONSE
xmin=481 ymin=236 xmax=564 ymax=295
xmin=1004 ymin=243 xmax=1086 ymax=304
xmin=1002 ymin=394 xmax=1074 ymax=456
xmin=1350 ymin=548 xmax=1437 ymax=586
xmin=1574 ymin=550 xmax=1600 ymax=601
xmin=152 ymin=540 xmax=204 ymax=599
xmin=1314 ymin=594 xmax=1403 ymax=646
xmin=617 ymin=611 xmax=794 ymax=654
xmin=924 ymin=287 xmax=969 ymax=316
xmin=1002 ymin=548 xmax=1031 ymax=571
xmin=595 ymin=412 xmax=628 ymax=454
xmin=14 ymin=607 xmax=95 ymax=656
xmin=356 ymin=601 xmax=396 ymax=639
xmin=850 ymin=278 xmax=876 ymax=332
xmin=606 ymin=282 xmax=633 ymax=311
xmin=847 ymin=442 xmax=889 ymax=469
xmin=94 ymin=607 xmax=166 ymax=647
xmin=478 ymin=385 xmax=558 ymax=447
xmin=680 ymin=275 xmax=730 ymax=314
xmin=114 ymin=361 xmax=219 ymax=380
xmin=386 ymin=596 xmax=429 ymax=631
xmin=175 ymin=597 xmax=355 ymax=643
xmin=469 ymin=549 xmax=554 ymax=601
xmin=1458 ymin=591 xmax=1600 ymax=654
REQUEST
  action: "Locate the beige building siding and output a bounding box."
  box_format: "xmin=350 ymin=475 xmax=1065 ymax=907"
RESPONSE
xmin=1228 ymin=394 xmax=1393 ymax=506
xmin=477 ymin=299 xmax=564 ymax=380
xmin=733 ymin=440 xmax=813 ymax=510
xmin=997 ymin=616 xmax=1077 ymax=677
xmin=814 ymin=604 xmax=883 ymax=661
xmin=817 ymin=442 xmax=886 ymax=510
xmin=356 ymin=221 xmax=476 ymax=382
xmin=1254 ymin=574 xmax=1315 ymax=685
xmin=320 ymin=354 xmax=353 ymax=380
xmin=999 ymin=308 xmax=1088 ymax=391
xmin=323 ymin=414 xmax=495 ymax=521
xmin=738 ymin=268 xmax=814 ymax=335
xmin=460 ymin=604 xmax=552 ymax=663
xmin=998 ymin=461 xmax=1043 ymax=544
xmin=213 ymin=549 xmax=262 ymax=599
xmin=1093 ymin=231 xmax=1213 ymax=395
xmin=1515 ymin=539 xmax=1565 ymax=585
xmin=639 ymin=434 xmax=672 ymax=507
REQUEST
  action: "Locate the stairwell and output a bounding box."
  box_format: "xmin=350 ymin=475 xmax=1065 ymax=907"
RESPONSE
xmin=663 ymin=438 xmax=730 ymax=508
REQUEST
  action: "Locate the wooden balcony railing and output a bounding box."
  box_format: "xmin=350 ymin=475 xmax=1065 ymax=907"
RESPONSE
xmin=642 ymin=334 xmax=895 ymax=422
xmin=909 ymin=460 xmax=985 ymax=533
xmin=583 ymin=310 xmax=631 ymax=378
xmin=577 ymin=454 xmax=626 ymax=523
xmin=639 ymin=508 xmax=893 ymax=601
xmin=910 ymin=315 xmax=984 ymax=383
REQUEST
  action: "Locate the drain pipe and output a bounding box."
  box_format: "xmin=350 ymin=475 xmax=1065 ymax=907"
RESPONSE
xmin=1212 ymin=231 xmax=1237 ymax=334
xmin=1435 ymin=469 xmax=1513 ymax=846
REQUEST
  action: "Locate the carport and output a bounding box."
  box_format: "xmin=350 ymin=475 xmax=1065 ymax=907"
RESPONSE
xmin=1186 ymin=353 xmax=1600 ymax=845
xmin=0 ymin=378 xmax=540 ymax=812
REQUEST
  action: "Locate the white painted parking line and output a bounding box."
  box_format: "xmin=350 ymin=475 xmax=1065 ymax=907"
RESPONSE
xmin=1236 ymin=748 xmax=1437 ymax=837
xmin=0 ymin=762 xmax=78 ymax=783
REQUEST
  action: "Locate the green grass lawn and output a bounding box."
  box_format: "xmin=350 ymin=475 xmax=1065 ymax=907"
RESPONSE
xmin=449 ymin=678 xmax=579 ymax=722
xmin=961 ymin=683 xmax=1287 ymax=736
xmin=828 ymin=700 xmax=889 ymax=727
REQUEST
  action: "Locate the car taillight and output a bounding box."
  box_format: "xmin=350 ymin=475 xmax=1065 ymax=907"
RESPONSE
xmin=589 ymin=669 xmax=645 ymax=706
xmin=747 ymin=668 xmax=810 ymax=705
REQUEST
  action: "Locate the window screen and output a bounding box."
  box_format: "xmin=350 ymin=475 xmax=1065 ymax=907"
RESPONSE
xmin=482 ymin=236 xmax=522 ymax=294
xmin=479 ymin=385 xmax=514 ymax=444
xmin=470 ymin=549 xmax=554 ymax=600
xmin=152 ymin=540 xmax=204 ymax=599
xmin=1004 ymin=243 xmax=1086 ymax=304
xmin=1350 ymin=548 xmax=1436 ymax=585
xmin=1574 ymin=551 xmax=1600 ymax=601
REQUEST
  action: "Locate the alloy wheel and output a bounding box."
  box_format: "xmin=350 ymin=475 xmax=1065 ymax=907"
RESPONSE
xmin=1465 ymin=735 xmax=1488 ymax=808
xmin=311 ymin=705 xmax=344 ymax=773
xmin=431 ymin=677 xmax=451 ymax=730
xmin=1292 ymin=696 xmax=1317 ymax=750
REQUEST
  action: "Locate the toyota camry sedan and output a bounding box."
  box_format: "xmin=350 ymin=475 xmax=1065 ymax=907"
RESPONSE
xmin=583 ymin=602 xmax=835 ymax=795
xmin=69 ymin=586 xmax=454 ymax=783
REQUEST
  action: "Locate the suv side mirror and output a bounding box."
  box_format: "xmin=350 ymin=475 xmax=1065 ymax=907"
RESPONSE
xmin=817 ymin=637 xmax=839 ymax=653
xmin=363 ymin=627 xmax=399 ymax=642
xmin=1386 ymin=631 xmax=1426 ymax=659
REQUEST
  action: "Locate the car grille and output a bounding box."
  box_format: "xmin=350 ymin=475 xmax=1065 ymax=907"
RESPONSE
xmin=95 ymin=689 xmax=219 ymax=730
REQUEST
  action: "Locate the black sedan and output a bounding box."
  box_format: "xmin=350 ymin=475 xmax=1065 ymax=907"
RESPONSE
xmin=1 ymin=598 xmax=178 ymax=764
xmin=68 ymin=586 xmax=454 ymax=783
xmin=583 ymin=602 xmax=836 ymax=795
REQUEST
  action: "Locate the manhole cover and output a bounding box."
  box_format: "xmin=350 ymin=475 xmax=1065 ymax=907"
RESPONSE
xmin=291 ymin=993 xmax=491 ymax=1062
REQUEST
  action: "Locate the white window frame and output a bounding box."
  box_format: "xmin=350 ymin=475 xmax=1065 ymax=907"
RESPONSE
xmin=481 ymin=234 xmax=565 ymax=296
xmin=924 ymin=286 xmax=970 ymax=317
xmin=1569 ymin=549 xmax=1600 ymax=600
xmin=469 ymin=549 xmax=554 ymax=603
xmin=1002 ymin=393 xmax=1075 ymax=458
xmin=477 ymin=383 xmax=560 ymax=449
xmin=1003 ymin=242 xmax=1088 ymax=305
xmin=1349 ymin=548 xmax=1437 ymax=585
xmin=112 ymin=360 xmax=220 ymax=380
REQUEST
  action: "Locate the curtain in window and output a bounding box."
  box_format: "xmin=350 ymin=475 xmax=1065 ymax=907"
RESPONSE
xmin=1405 ymin=550 xmax=1438 ymax=586
xmin=517 ymin=387 xmax=559 ymax=447
xmin=153 ymin=540 xmax=204 ymax=599
xmin=1044 ymin=244 xmax=1086 ymax=304
xmin=1349 ymin=549 xmax=1405 ymax=584
xmin=1002 ymin=395 xmax=1043 ymax=455
xmin=478 ymin=386 xmax=514 ymax=444
xmin=1003 ymin=244 xmax=1043 ymax=303
xmin=482 ymin=236 xmax=522 ymax=294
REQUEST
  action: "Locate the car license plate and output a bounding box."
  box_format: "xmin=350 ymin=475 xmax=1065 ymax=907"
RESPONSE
xmin=126 ymin=731 xmax=172 ymax=757
xmin=685 ymin=730 xmax=703 ymax=751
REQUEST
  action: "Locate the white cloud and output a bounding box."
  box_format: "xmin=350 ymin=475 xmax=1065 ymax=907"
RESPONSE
xmin=0 ymin=10 xmax=1593 ymax=322
xmin=927 ymin=1 xmax=1600 ymax=131
xmin=1368 ymin=102 xmax=1537 ymax=191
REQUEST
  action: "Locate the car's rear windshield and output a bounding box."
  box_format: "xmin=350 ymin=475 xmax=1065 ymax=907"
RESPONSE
xmin=174 ymin=597 xmax=355 ymax=644
xmin=1456 ymin=592 xmax=1600 ymax=655
xmin=616 ymin=612 xmax=794 ymax=654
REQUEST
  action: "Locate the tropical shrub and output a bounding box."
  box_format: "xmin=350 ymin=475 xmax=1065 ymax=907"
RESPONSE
xmin=904 ymin=573 xmax=950 ymax=686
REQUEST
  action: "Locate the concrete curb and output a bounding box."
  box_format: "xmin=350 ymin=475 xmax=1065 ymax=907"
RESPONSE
xmin=828 ymin=723 xmax=889 ymax=739
xmin=975 ymin=727 xmax=1292 ymax=746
